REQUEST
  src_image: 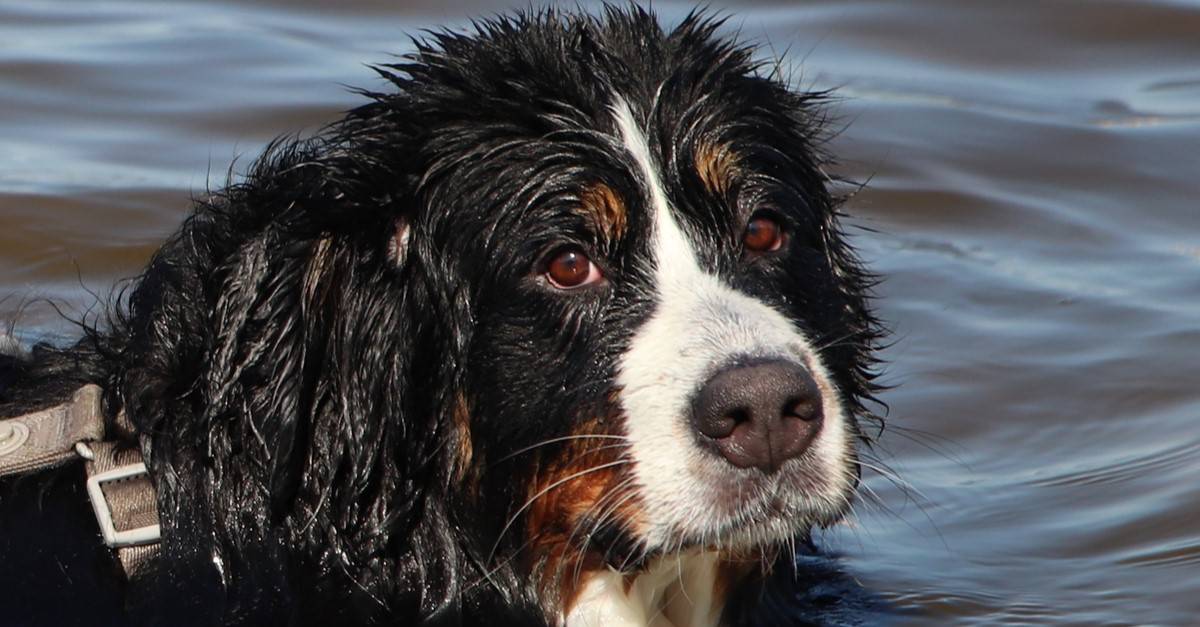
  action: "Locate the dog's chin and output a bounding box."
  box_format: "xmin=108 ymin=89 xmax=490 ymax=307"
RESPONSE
xmin=620 ymin=455 xmax=857 ymax=570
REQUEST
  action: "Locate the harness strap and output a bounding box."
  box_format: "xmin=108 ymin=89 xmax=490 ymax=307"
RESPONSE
xmin=0 ymin=384 xmax=160 ymax=578
xmin=0 ymin=385 xmax=105 ymax=476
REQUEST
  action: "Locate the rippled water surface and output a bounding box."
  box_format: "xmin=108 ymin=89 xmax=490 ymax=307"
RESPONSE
xmin=2 ymin=1 xmax=1197 ymax=624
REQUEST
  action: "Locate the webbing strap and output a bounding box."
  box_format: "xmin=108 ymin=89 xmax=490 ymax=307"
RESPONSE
xmin=0 ymin=384 xmax=160 ymax=578
xmin=0 ymin=385 xmax=105 ymax=477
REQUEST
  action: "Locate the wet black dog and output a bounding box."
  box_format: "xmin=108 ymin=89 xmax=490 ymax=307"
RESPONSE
xmin=0 ymin=7 xmax=882 ymax=626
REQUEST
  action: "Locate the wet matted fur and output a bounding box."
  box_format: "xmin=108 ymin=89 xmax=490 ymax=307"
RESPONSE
xmin=0 ymin=7 xmax=883 ymax=627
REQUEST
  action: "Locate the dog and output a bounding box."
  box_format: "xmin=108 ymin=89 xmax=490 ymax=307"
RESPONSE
xmin=0 ymin=6 xmax=883 ymax=626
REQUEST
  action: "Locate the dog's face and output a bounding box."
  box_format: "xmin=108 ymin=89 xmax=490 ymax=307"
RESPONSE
xmin=56 ymin=9 xmax=883 ymax=624
xmin=380 ymin=12 xmax=879 ymax=608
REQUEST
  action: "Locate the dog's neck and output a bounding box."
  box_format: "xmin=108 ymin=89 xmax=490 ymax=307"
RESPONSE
xmin=563 ymin=550 xmax=749 ymax=627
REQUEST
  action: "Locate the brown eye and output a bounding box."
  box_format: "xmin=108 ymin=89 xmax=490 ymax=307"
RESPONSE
xmin=743 ymin=215 xmax=785 ymax=253
xmin=545 ymin=247 xmax=602 ymax=289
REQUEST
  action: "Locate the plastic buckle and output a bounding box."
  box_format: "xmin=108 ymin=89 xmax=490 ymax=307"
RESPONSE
xmin=85 ymin=462 xmax=161 ymax=548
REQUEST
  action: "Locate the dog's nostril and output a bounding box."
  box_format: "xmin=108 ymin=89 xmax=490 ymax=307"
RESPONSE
xmin=690 ymin=359 xmax=824 ymax=473
xmin=704 ymin=413 xmax=739 ymax=439
xmin=784 ymin=397 xmax=822 ymax=422
xmin=701 ymin=407 xmax=752 ymax=439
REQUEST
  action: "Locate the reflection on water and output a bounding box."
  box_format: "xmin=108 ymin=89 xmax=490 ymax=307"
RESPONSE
xmin=2 ymin=1 xmax=1197 ymax=624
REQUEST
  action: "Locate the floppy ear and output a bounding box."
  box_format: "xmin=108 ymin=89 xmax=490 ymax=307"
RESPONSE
xmin=108 ymin=113 xmax=432 ymax=564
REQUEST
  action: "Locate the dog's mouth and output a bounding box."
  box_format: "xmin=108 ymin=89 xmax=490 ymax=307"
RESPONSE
xmin=574 ymin=429 xmax=857 ymax=575
xmin=705 ymin=459 xmax=856 ymax=546
xmin=685 ymin=462 xmax=851 ymax=547
xmin=587 ymin=499 xmax=846 ymax=578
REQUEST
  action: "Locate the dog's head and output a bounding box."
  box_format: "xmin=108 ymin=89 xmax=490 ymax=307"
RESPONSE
xmin=123 ymin=7 xmax=881 ymax=624
xmin=367 ymin=8 xmax=883 ymax=618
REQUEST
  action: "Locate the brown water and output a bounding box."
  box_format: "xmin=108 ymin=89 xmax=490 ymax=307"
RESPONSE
xmin=2 ymin=1 xmax=1197 ymax=624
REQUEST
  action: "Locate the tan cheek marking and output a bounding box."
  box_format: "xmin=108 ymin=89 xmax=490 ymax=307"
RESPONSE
xmin=523 ymin=406 xmax=644 ymax=618
xmin=696 ymin=141 xmax=740 ymax=197
xmin=580 ymin=182 xmax=627 ymax=241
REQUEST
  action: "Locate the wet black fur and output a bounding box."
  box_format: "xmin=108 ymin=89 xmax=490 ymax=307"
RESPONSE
xmin=0 ymin=7 xmax=882 ymax=626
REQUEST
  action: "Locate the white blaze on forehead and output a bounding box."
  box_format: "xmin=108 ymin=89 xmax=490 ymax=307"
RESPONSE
xmin=610 ymin=97 xmax=696 ymax=276
xmin=609 ymin=96 xmax=853 ymax=549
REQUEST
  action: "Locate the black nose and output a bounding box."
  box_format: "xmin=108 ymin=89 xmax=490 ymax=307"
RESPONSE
xmin=690 ymin=359 xmax=824 ymax=474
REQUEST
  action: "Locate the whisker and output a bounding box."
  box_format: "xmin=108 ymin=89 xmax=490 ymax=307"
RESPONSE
xmin=853 ymin=458 xmax=949 ymax=547
xmin=879 ymin=424 xmax=970 ymax=467
xmin=567 ymin=483 xmax=639 ymax=587
xmin=812 ymin=328 xmax=868 ymax=353
xmin=493 ymin=435 xmax=630 ymax=464
xmin=487 ymin=460 xmax=633 ymax=563
xmin=855 ymin=458 xmax=930 ymax=503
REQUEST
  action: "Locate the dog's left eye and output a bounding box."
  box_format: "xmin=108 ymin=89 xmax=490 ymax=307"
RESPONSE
xmin=544 ymin=246 xmax=603 ymax=290
xmin=743 ymin=213 xmax=786 ymax=253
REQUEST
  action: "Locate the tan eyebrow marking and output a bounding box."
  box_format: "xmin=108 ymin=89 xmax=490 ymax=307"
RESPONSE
xmin=580 ymin=182 xmax=627 ymax=240
xmin=695 ymin=141 xmax=740 ymax=197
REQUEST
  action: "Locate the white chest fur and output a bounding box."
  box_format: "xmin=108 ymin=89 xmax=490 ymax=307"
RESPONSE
xmin=564 ymin=551 xmax=731 ymax=627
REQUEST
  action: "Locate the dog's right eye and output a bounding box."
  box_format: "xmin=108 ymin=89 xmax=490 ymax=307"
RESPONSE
xmin=544 ymin=246 xmax=603 ymax=290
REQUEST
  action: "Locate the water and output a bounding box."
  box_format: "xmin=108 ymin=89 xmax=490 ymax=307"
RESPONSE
xmin=1 ymin=1 xmax=1197 ymax=624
